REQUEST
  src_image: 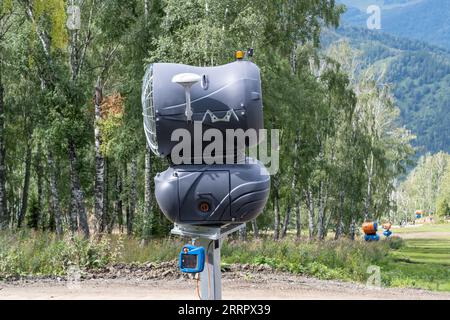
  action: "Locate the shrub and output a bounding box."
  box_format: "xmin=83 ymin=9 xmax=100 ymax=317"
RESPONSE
xmin=387 ymin=236 xmax=404 ymax=250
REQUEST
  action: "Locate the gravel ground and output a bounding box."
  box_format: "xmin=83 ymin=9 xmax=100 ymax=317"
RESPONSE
xmin=1 ymin=262 xmax=449 ymax=300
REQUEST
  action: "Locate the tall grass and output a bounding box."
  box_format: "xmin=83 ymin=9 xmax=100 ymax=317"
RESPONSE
xmin=0 ymin=230 xmax=120 ymax=278
xmin=0 ymin=231 xmax=186 ymax=278
xmin=0 ymin=230 xmax=395 ymax=286
xmin=118 ymin=236 xmax=181 ymax=263
xmin=222 ymin=238 xmax=393 ymax=282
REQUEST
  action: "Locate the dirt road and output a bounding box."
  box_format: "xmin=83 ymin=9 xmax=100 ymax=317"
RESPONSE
xmin=397 ymin=231 xmax=450 ymax=240
xmin=1 ymin=271 xmax=449 ymax=300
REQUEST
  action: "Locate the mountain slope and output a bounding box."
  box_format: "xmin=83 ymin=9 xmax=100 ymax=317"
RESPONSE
xmin=340 ymin=0 xmax=450 ymax=50
xmin=323 ymin=26 xmax=450 ymax=154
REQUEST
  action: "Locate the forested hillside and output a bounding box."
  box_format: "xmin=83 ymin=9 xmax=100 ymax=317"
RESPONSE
xmin=340 ymin=0 xmax=450 ymax=50
xmin=323 ymin=26 xmax=450 ymax=154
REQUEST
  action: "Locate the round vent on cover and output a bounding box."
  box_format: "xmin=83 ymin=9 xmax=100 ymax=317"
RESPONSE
xmin=142 ymin=65 xmax=159 ymax=155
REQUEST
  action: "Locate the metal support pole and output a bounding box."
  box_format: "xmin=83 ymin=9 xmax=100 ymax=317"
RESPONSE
xmin=199 ymin=238 xmax=221 ymax=300
xmin=171 ymin=223 xmax=245 ymax=301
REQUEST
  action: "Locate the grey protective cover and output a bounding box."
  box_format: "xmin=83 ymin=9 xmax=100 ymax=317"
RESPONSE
xmin=154 ymin=160 xmax=270 ymax=225
xmin=144 ymin=61 xmax=264 ymax=159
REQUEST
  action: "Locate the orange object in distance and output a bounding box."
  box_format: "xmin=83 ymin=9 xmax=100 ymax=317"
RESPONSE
xmin=362 ymin=222 xmax=378 ymax=235
xmin=382 ymin=223 xmax=392 ymax=231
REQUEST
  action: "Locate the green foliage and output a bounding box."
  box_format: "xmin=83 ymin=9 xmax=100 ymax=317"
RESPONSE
xmin=0 ymin=231 xmax=120 ymax=278
xmin=1 ymin=0 xmax=13 ymax=13
xmin=26 ymin=193 xmax=40 ymax=229
xmin=0 ymin=0 xmax=416 ymax=245
xmin=222 ymin=239 xmax=391 ymax=282
xmin=436 ymin=168 xmax=450 ymax=217
xmin=436 ymin=199 xmax=450 ymax=218
xmin=397 ymin=152 xmax=450 ymax=221
xmin=387 ymin=236 xmax=404 ymax=250
xmin=33 ymin=0 xmax=68 ymax=50
xmin=118 ymin=236 xmax=181 ymax=264
xmin=315 ymin=41 xmax=415 ymax=227
xmin=98 ymin=94 xmax=125 ymax=157
xmin=150 ymin=0 xmax=343 ymax=65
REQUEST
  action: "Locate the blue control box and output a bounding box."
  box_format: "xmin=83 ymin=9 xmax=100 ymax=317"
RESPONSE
xmin=179 ymin=245 xmax=206 ymax=273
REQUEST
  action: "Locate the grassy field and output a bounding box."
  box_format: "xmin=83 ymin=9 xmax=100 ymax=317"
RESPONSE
xmin=382 ymin=224 xmax=450 ymax=291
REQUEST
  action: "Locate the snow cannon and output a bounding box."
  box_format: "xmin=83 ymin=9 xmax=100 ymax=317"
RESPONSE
xmin=142 ymin=59 xmax=264 ymax=161
xmin=142 ymin=51 xmax=270 ymax=227
xmin=382 ymin=223 xmax=392 ymax=238
xmin=362 ymin=222 xmax=380 ymax=242
xmin=415 ymin=210 xmax=424 ymax=219
xmin=362 ymin=222 xmax=378 ymax=235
